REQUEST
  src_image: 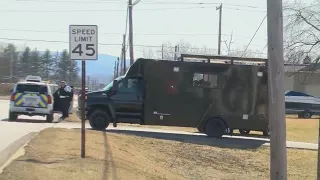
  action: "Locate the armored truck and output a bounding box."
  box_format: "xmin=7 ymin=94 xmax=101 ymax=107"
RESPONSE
xmin=79 ymin=54 xmax=269 ymax=138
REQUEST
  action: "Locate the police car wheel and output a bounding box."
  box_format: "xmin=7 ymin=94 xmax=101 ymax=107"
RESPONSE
xmin=89 ymin=109 xmax=110 ymax=130
xmin=46 ymin=113 xmax=54 ymax=123
xmin=8 ymin=112 xmax=17 ymax=121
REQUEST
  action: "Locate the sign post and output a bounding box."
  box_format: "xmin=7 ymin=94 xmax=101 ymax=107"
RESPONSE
xmin=69 ymin=25 xmax=98 ymax=158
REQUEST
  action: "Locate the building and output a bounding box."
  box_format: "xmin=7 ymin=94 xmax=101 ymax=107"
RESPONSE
xmin=284 ymin=62 xmax=320 ymax=97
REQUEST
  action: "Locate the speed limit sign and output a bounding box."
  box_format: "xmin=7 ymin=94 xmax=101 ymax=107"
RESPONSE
xmin=69 ymin=25 xmax=98 ymax=60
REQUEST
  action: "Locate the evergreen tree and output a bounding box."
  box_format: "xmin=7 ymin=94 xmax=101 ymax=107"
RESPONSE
xmin=20 ymin=47 xmax=31 ymax=77
xmin=67 ymin=60 xmax=79 ymax=85
xmin=2 ymin=44 xmax=19 ymax=81
xmin=29 ymin=48 xmax=42 ymax=76
xmin=41 ymin=49 xmax=52 ymax=79
xmin=57 ymin=49 xmax=69 ymax=81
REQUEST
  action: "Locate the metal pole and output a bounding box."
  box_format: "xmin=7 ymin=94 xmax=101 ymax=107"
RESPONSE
xmin=123 ymin=34 xmax=127 ymax=74
xmin=162 ymin=44 xmax=164 ymax=59
xmin=267 ymin=0 xmax=287 ymax=179
xmin=174 ymin=46 xmax=178 ymax=60
xmin=216 ymin=4 xmax=222 ymax=55
xmin=81 ymin=60 xmax=86 ymax=158
xmin=128 ymin=0 xmax=134 ymax=65
xmin=116 ymin=57 xmax=119 ymax=77
xmin=10 ymin=51 xmax=13 ymax=83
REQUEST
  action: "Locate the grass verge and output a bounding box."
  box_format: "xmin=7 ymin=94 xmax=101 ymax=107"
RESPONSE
xmin=0 ymin=128 xmax=316 ymax=180
xmin=119 ymin=116 xmax=319 ymax=143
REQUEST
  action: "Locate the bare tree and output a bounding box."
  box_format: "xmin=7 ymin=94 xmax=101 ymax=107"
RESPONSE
xmin=284 ymin=0 xmax=320 ymax=63
xmin=141 ymin=39 xmax=265 ymax=60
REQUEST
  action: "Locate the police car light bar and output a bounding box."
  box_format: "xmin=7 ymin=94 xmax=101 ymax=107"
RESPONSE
xmin=25 ymin=75 xmax=42 ymax=82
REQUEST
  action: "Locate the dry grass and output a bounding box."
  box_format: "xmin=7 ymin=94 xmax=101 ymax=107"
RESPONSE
xmin=0 ymin=84 xmax=13 ymax=96
xmin=119 ymin=115 xmax=319 ymax=143
xmin=0 ymin=128 xmax=317 ymax=180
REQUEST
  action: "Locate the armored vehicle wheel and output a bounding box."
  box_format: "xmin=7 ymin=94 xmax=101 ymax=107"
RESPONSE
xmin=46 ymin=113 xmax=54 ymax=123
xmin=204 ymin=118 xmax=226 ymax=138
xmin=8 ymin=112 xmax=17 ymax=121
xmin=89 ymin=109 xmax=110 ymax=131
xmin=263 ymin=127 xmax=270 ymax=136
xmin=239 ymin=129 xmax=250 ymax=135
xmin=301 ymin=111 xmax=312 ymax=119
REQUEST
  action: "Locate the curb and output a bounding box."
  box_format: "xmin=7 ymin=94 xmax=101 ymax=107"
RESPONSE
xmin=0 ymin=132 xmax=37 ymax=172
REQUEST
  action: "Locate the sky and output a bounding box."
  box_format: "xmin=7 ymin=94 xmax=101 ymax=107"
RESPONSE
xmin=0 ymin=0 xmax=287 ymax=59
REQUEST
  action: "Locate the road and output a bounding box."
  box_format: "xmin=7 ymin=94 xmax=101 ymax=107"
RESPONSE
xmin=0 ymin=98 xmax=318 ymax=168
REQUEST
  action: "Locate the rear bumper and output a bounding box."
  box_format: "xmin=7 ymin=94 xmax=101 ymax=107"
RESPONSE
xmin=10 ymin=106 xmax=53 ymax=116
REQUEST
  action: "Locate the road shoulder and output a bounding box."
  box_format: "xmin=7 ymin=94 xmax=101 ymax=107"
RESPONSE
xmin=0 ymin=132 xmax=37 ymax=173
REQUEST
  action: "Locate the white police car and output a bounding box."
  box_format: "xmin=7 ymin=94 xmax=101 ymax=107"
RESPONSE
xmin=9 ymin=76 xmax=55 ymax=123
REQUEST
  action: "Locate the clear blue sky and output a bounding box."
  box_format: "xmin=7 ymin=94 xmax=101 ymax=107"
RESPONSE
xmin=0 ymin=0 xmax=295 ymax=58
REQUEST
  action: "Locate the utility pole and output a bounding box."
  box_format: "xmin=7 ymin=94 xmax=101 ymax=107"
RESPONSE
xmin=87 ymin=76 xmax=90 ymax=89
xmin=10 ymin=51 xmax=13 ymax=83
xmin=116 ymin=57 xmax=119 ymax=78
xmin=123 ymin=34 xmax=127 ymax=75
xmin=267 ymin=0 xmax=287 ymax=179
xmin=128 ymin=0 xmax=134 ymax=65
xmin=113 ymin=60 xmax=116 ymax=79
xmin=174 ymin=45 xmax=178 ymax=60
xmin=161 ymin=44 xmax=164 ymax=59
xmin=216 ymin=4 xmax=222 ymax=55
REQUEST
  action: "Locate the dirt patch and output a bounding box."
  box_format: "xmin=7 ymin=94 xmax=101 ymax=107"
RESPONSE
xmin=0 ymin=128 xmax=316 ymax=180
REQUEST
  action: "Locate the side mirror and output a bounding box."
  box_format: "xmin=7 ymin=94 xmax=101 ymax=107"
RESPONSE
xmin=111 ymin=80 xmax=119 ymax=92
xmin=10 ymin=89 xmax=13 ymax=93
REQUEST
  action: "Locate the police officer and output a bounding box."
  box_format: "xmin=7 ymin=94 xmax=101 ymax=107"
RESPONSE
xmin=55 ymin=81 xmax=72 ymax=119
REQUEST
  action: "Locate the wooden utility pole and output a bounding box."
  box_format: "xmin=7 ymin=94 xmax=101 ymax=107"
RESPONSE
xmin=267 ymin=0 xmax=287 ymax=179
xmin=10 ymin=51 xmax=13 ymax=83
xmin=113 ymin=60 xmax=116 ymax=79
xmin=122 ymin=34 xmax=127 ymax=75
xmin=161 ymin=44 xmax=164 ymax=59
xmin=174 ymin=46 xmax=178 ymax=60
xmin=116 ymin=57 xmax=119 ymax=78
xmin=216 ymin=4 xmax=222 ymax=55
xmin=128 ymin=0 xmax=134 ymax=65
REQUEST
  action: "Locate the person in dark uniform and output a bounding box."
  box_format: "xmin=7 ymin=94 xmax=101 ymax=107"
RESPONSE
xmin=54 ymin=81 xmax=72 ymax=119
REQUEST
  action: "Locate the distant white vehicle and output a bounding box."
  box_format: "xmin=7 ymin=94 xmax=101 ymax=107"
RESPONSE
xmin=285 ymin=91 xmax=320 ymax=118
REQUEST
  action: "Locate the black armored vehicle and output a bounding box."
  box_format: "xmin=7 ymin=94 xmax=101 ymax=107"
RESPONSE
xmin=79 ymin=54 xmax=269 ymax=138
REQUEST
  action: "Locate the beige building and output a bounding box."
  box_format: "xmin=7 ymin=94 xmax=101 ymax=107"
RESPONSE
xmin=284 ymin=63 xmax=320 ymax=96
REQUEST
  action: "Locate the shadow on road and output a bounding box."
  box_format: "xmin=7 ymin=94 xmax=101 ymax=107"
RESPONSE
xmin=73 ymin=128 xmax=268 ymax=150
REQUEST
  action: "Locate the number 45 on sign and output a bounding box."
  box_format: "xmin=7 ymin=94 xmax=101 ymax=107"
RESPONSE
xmin=69 ymin=25 xmax=98 ymax=60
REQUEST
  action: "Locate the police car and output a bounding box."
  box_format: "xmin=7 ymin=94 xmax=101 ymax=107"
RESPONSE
xmin=9 ymin=76 xmax=55 ymax=123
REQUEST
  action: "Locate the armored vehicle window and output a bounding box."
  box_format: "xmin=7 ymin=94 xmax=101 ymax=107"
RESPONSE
xmin=192 ymin=73 xmax=218 ymax=88
xmin=118 ymin=78 xmax=140 ymax=93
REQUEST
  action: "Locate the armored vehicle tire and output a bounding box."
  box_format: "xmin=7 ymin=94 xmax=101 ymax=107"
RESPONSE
xmin=263 ymin=127 xmax=270 ymax=136
xmin=46 ymin=113 xmax=54 ymax=123
xmin=239 ymin=129 xmax=250 ymax=135
xmin=301 ymin=111 xmax=312 ymax=119
xmin=204 ymin=118 xmax=227 ymax=138
xmin=89 ymin=109 xmax=110 ymax=131
xmin=8 ymin=112 xmax=17 ymax=121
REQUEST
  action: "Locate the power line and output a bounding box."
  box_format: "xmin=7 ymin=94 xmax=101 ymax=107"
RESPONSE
xmin=241 ymin=14 xmax=267 ymax=56
xmin=0 ymin=37 xmax=267 ymax=54
xmin=0 ymin=28 xmax=268 ymax=40
xmin=17 ymin=0 xmax=266 ymax=10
